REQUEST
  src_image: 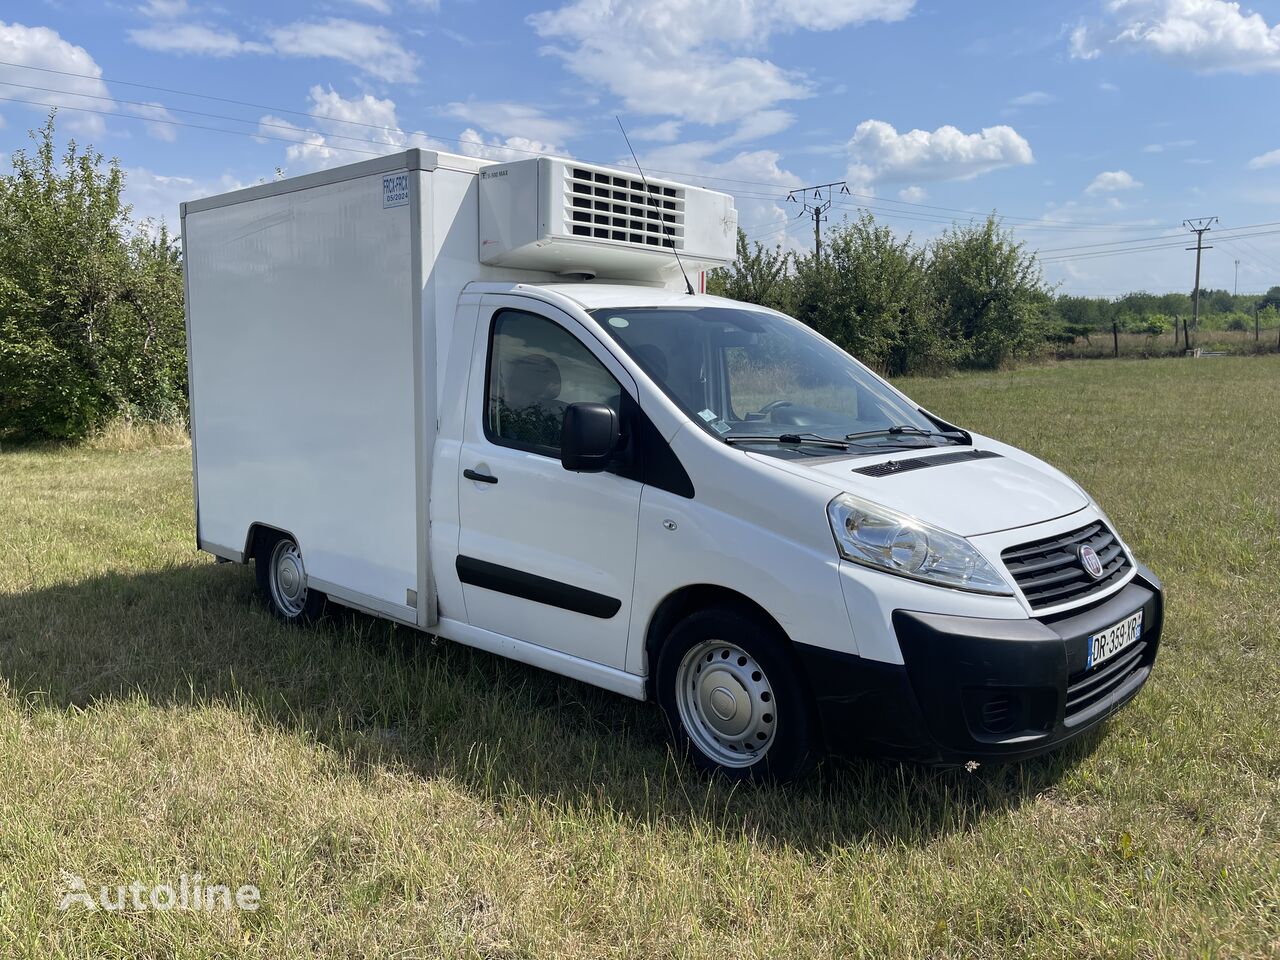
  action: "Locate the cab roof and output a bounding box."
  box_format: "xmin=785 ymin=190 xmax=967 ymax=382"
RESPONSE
xmin=519 ymin=282 xmax=758 ymax=314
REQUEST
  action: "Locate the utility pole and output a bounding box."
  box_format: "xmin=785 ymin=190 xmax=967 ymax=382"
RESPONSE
xmin=1184 ymin=217 xmax=1217 ymax=351
xmin=1234 ymin=258 xmax=1240 ymax=296
xmin=786 ymin=181 xmax=851 ymax=257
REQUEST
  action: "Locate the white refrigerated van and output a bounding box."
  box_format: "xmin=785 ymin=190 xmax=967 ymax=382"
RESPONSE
xmin=182 ymin=148 xmax=1163 ymax=781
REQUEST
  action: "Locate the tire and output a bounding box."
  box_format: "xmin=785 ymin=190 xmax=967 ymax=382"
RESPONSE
xmin=253 ymin=530 xmax=327 ymax=625
xmin=656 ymin=606 xmax=821 ymax=783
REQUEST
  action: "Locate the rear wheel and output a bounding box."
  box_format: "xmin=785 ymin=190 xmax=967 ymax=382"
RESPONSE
xmin=657 ymin=607 xmax=821 ymax=783
xmin=254 ymin=530 xmax=326 ymax=625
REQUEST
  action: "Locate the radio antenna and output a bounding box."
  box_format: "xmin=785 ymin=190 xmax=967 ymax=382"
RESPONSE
xmin=616 ymin=116 xmax=695 ymax=295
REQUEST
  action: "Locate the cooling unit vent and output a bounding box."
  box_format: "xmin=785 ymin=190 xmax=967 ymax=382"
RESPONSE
xmin=565 ymin=165 xmax=684 ymax=250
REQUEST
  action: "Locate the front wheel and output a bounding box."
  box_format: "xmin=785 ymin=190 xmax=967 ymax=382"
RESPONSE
xmin=254 ymin=531 xmax=327 ymax=625
xmin=656 ymin=607 xmax=821 ymax=783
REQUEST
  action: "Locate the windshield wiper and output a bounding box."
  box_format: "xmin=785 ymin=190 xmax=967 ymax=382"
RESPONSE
xmin=723 ymin=433 xmax=850 ymax=450
xmin=844 ymin=425 xmax=968 ymax=444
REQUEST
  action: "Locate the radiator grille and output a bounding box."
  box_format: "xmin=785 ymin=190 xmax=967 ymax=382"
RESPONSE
xmin=1001 ymin=521 xmax=1131 ymax=612
xmin=565 ymin=164 xmax=685 ymax=249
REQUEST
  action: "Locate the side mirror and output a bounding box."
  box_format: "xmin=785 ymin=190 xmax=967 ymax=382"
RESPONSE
xmin=560 ymin=402 xmax=620 ymax=472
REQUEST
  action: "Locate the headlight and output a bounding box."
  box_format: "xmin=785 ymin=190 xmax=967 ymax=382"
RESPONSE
xmin=827 ymin=493 xmax=1013 ymax=595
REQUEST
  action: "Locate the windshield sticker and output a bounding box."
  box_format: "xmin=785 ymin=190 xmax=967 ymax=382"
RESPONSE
xmin=697 ymin=408 xmax=718 ymax=422
xmin=607 ymin=316 xmax=629 ymax=328
xmin=710 ymin=420 xmax=732 ymax=435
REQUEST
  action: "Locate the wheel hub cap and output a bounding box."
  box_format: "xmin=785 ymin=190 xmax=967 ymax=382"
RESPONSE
xmin=269 ymin=540 xmax=308 ymax=617
xmin=675 ymin=640 xmax=776 ymax=769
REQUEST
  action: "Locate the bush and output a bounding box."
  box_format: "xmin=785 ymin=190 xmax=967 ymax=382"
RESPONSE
xmin=0 ymin=114 xmax=187 ymax=442
xmin=926 ymin=217 xmax=1048 ymax=369
xmin=790 ymin=213 xmax=954 ymax=376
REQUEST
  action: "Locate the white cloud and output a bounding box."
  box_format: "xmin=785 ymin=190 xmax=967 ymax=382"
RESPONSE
xmin=127 ymin=16 xmax=416 ymax=81
xmin=1009 ymin=90 xmax=1055 ymax=106
xmin=1099 ymin=79 xmax=1119 ymax=90
xmin=346 ymin=0 xmax=393 ymax=13
xmin=128 ymin=24 xmax=271 ymax=57
xmin=846 ymin=120 xmax=1033 ymax=185
xmin=136 ymin=0 xmax=189 ymax=16
xmin=632 ymin=120 xmax=683 ymax=142
xmin=124 ymin=167 xmax=247 ymax=228
xmin=898 ymin=185 xmax=927 ymax=202
xmin=442 ymin=101 xmax=575 ymax=149
xmin=259 ymin=86 xmax=410 ymax=171
xmin=1070 ymin=22 xmax=1101 ymax=58
xmin=1247 ymin=148 xmax=1280 ymax=169
xmin=1143 ymin=138 xmax=1195 ymax=152
xmin=0 ymin=21 xmax=111 ymax=134
xmin=1088 ymin=0 xmax=1280 ymax=73
xmin=255 ymin=87 xmax=563 ymax=174
xmin=449 ymin=128 xmax=567 ymax=162
xmin=269 ymin=18 xmax=419 ymax=83
xmin=1085 ymin=169 xmax=1142 ymax=193
xmin=528 ymin=0 xmax=916 ymax=125
xmin=134 ymin=101 xmax=178 ymax=141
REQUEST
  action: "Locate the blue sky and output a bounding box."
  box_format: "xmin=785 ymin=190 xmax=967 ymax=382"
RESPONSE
xmin=4 ymin=0 xmax=1280 ymax=295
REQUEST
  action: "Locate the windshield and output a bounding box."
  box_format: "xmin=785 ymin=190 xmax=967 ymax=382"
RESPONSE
xmin=592 ymin=305 xmax=939 ymax=456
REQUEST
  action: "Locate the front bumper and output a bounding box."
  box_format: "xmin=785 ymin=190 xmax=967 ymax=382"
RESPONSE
xmin=795 ymin=564 xmax=1164 ymax=764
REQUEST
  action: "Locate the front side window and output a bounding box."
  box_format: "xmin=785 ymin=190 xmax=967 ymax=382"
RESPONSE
xmin=593 ymin=305 xmax=941 ymax=457
xmin=486 ymin=310 xmax=621 ymax=455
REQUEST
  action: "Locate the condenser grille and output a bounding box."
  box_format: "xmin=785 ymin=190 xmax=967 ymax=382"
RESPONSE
xmin=565 ymin=165 xmax=685 ymax=249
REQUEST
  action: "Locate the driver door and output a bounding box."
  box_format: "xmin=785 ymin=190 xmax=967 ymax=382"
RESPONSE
xmin=455 ymin=296 xmax=642 ymax=670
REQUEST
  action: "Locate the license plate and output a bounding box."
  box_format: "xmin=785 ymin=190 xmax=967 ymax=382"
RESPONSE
xmin=1086 ymin=609 xmax=1144 ymax=669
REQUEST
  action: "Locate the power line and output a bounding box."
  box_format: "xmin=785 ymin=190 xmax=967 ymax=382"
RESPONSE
xmin=1218 ymin=236 xmax=1280 ymax=276
xmin=0 ymin=78 xmax=410 ymax=152
xmin=1038 ymin=226 xmax=1280 ymax=263
xmin=835 ymin=188 xmax=1151 ymax=231
xmin=0 ymin=57 xmax=413 ymax=136
xmin=0 ymin=57 xmax=1168 ymax=234
xmin=0 ymin=92 xmax=393 ymax=158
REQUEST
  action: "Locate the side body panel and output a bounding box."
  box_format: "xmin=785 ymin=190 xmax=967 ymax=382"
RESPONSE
xmin=184 ymin=165 xmax=421 ymax=617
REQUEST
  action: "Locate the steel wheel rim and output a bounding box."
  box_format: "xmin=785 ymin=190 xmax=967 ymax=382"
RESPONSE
xmin=675 ymin=639 xmax=776 ymax=768
xmin=269 ymin=539 xmax=307 ymax=618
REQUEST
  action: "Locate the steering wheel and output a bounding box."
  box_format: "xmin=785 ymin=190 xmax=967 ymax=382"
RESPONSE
xmin=757 ymin=400 xmax=794 ymax=417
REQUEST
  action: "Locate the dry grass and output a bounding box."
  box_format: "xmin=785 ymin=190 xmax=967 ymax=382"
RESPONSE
xmin=0 ymin=357 xmax=1278 ymax=958
xmin=83 ymin=416 xmax=190 ymax=453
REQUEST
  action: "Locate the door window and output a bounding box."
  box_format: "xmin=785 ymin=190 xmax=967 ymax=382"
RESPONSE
xmin=486 ymin=310 xmax=621 ymax=455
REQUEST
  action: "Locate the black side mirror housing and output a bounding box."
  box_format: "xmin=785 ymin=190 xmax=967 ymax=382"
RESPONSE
xmin=561 ymin=402 xmax=620 ymax=472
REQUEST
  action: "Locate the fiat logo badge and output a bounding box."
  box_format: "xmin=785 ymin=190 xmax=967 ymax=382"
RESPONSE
xmin=1078 ymin=544 xmax=1105 ymax=579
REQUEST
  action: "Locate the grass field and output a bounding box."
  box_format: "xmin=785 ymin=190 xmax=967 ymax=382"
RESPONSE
xmin=1 ymin=357 xmax=1278 ymax=958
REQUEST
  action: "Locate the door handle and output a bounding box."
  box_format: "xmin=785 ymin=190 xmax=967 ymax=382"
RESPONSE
xmin=463 ymin=468 xmax=498 ymax=484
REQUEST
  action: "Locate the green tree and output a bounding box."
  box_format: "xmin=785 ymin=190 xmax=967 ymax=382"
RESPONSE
xmin=705 ymin=229 xmax=793 ymax=313
xmin=926 ymin=216 xmax=1050 ymax=368
xmin=791 ymin=213 xmax=948 ymax=375
xmin=0 ymin=113 xmax=187 ymax=441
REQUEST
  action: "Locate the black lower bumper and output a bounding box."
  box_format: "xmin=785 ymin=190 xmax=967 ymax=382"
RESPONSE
xmin=795 ymin=565 xmax=1164 ymax=765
